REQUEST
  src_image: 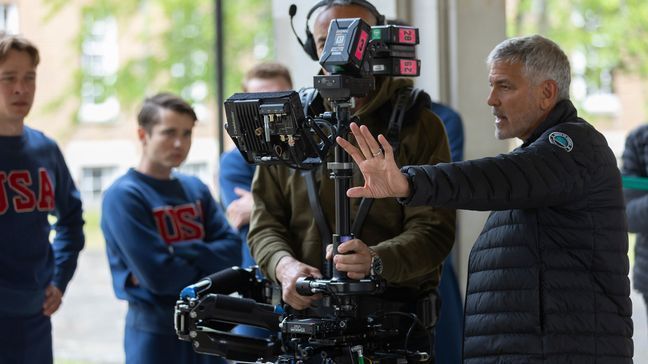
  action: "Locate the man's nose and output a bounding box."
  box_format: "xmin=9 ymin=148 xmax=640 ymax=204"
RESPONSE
xmin=487 ymin=89 xmax=499 ymax=107
xmin=14 ymin=80 xmax=27 ymax=95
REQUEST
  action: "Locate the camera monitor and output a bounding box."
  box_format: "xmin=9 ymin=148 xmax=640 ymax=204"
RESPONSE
xmin=224 ymin=90 xmax=330 ymax=169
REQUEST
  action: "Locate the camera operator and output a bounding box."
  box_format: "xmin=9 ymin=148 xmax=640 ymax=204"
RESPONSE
xmin=248 ymin=0 xmax=455 ymax=358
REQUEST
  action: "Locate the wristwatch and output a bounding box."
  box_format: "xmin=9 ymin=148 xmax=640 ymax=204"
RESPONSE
xmin=369 ymin=248 xmax=383 ymax=276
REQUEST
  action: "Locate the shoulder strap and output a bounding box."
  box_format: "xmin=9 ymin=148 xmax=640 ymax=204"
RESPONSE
xmin=300 ymin=87 xmax=331 ymax=269
xmin=300 ymin=87 xmax=332 ymax=275
xmin=384 ymin=86 xmax=414 ymax=153
xmin=301 ymin=168 xmax=332 ymax=276
xmin=351 ymin=86 xmax=422 ymax=236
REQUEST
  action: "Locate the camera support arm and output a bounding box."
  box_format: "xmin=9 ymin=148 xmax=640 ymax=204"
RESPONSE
xmin=175 ymin=294 xmax=282 ymax=362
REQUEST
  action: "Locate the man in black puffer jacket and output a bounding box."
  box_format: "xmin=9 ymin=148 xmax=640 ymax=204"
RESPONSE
xmin=337 ymin=34 xmax=633 ymax=363
xmin=622 ymin=124 xmax=648 ymax=322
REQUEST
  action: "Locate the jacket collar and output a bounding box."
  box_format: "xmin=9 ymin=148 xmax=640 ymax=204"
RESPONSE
xmin=522 ymin=99 xmax=578 ymax=147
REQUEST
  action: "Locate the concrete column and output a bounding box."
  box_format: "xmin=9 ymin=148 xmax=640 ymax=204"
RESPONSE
xmin=443 ymin=0 xmax=509 ymax=294
xmin=402 ymin=0 xmax=510 ymax=297
xmin=408 ymin=0 xmax=441 ymax=100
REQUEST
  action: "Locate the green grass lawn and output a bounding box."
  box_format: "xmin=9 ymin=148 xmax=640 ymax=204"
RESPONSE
xmin=83 ymin=208 xmax=105 ymax=252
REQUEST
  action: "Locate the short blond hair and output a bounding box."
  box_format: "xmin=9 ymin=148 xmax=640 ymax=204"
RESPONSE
xmin=0 ymin=33 xmax=39 ymax=66
xmin=242 ymin=62 xmax=292 ymax=91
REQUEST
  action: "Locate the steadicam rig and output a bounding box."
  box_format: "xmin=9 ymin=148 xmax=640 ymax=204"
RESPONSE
xmin=175 ymin=17 xmax=431 ymax=364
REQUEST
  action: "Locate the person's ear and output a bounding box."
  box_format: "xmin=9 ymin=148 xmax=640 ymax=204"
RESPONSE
xmin=540 ymin=79 xmax=558 ymax=110
xmin=137 ymin=126 xmax=147 ymax=144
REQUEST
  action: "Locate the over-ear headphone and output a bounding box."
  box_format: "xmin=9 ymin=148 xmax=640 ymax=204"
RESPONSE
xmin=289 ymin=0 xmax=386 ymax=61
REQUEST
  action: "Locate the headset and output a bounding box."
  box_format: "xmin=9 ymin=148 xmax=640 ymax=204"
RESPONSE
xmin=289 ymin=0 xmax=386 ymax=61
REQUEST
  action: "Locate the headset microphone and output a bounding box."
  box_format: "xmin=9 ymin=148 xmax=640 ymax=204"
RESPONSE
xmin=290 ymin=3 xmax=320 ymax=61
xmin=289 ymin=4 xmax=306 ymax=49
xmin=289 ymin=1 xmax=386 ymax=62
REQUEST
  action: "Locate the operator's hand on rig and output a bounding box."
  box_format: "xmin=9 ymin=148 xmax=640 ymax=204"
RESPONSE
xmin=336 ymin=122 xmax=411 ymax=199
xmin=276 ymin=255 xmax=323 ymax=310
xmin=226 ymin=187 xmax=253 ymax=230
xmin=326 ymin=240 xmax=372 ymax=280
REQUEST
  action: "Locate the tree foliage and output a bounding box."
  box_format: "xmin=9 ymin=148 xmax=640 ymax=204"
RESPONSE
xmin=44 ymin=0 xmax=274 ymax=119
xmin=508 ymin=0 xmax=648 ymax=90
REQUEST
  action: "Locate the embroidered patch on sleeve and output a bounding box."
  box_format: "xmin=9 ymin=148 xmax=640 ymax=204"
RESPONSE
xmin=548 ymin=132 xmax=573 ymax=152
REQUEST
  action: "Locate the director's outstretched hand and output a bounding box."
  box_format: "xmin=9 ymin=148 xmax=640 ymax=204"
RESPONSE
xmin=336 ymin=122 xmax=411 ymax=199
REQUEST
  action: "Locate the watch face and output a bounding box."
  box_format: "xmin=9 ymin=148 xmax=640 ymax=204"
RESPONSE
xmin=372 ymin=256 xmax=383 ymax=276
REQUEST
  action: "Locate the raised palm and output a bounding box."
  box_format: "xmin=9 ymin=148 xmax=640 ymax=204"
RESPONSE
xmin=336 ymin=123 xmax=410 ymax=199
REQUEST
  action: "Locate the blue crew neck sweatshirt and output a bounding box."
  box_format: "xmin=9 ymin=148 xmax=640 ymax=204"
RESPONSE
xmin=0 ymin=126 xmax=85 ymax=317
xmin=101 ymin=168 xmax=241 ymax=333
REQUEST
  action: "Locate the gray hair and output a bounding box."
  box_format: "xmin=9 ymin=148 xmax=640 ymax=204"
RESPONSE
xmin=487 ymin=34 xmax=571 ymax=101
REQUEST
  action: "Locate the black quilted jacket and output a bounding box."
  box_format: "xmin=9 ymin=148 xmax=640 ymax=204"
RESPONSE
xmin=622 ymin=124 xmax=648 ymax=296
xmin=400 ymin=100 xmax=633 ymax=363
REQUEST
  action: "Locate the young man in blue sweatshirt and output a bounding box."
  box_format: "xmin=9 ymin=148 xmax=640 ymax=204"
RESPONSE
xmin=101 ymin=93 xmax=241 ymax=364
xmin=0 ymin=34 xmax=85 ymax=364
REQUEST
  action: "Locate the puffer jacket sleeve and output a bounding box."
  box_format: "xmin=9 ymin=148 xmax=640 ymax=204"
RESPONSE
xmin=401 ymin=122 xmax=601 ymax=211
xmin=621 ymin=125 xmax=648 ymax=234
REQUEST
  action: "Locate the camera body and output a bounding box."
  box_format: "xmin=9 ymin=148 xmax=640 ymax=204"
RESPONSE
xmin=224 ymin=18 xmax=420 ymax=169
xmin=318 ymin=18 xmax=420 ymax=78
xmin=175 ymin=18 xmax=430 ymax=364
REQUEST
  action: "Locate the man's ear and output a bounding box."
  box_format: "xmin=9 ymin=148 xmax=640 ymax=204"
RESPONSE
xmin=540 ymin=79 xmax=558 ymax=110
xmin=137 ymin=126 xmax=147 ymax=144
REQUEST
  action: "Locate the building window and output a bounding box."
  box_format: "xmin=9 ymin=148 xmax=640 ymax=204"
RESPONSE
xmin=80 ymin=166 xmax=117 ymax=204
xmin=177 ymin=162 xmax=209 ymax=183
xmin=79 ymin=15 xmax=119 ymax=123
xmin=0 ymin=4 xmax=18 ymax=34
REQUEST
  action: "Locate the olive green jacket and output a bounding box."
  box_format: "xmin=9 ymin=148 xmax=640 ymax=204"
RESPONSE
xmin=248 ymin=77 xmax=455 ymax=293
